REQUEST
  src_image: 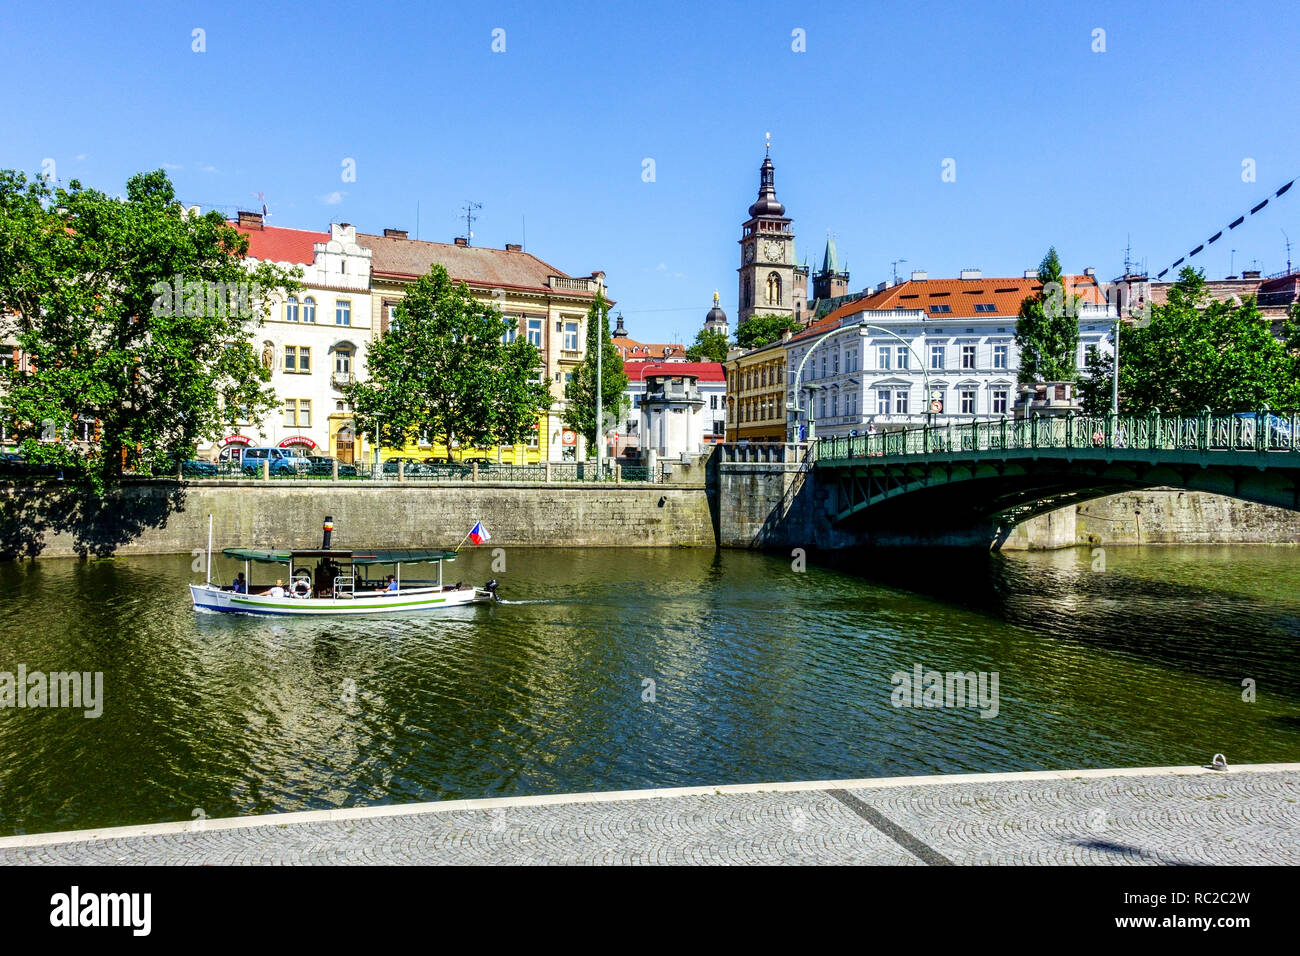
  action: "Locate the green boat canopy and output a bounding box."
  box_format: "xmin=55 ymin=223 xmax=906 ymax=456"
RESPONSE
xmin=222 ymin=547 xmax=458 ymax=565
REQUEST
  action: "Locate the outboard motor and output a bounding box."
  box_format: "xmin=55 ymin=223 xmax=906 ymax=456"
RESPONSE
xmin=322 ymin=515 xmax=334 ymax=550
xmin=484 ymin=579 xmax=500 ymax=601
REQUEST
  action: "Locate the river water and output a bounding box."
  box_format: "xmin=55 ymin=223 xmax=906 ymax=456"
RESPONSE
xmin=0 ymin=544 xmax=1297 ymax=834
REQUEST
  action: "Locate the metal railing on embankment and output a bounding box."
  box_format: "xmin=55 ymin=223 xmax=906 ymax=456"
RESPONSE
xmin=815 ymin=409 xmax=1300 ymax=462
xmin=141 ymin=459 xmax=688 ymax=485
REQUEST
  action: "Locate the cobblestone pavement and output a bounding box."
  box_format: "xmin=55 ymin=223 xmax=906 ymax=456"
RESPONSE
xmin=1 ymin=767 xmax=1296 ymax=865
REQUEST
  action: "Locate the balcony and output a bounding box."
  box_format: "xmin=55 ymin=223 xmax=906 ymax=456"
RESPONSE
xmin=331 ymin=371 xmax=354 ymax=390
xmin=548 ymin=276 xmax=598 ymax=293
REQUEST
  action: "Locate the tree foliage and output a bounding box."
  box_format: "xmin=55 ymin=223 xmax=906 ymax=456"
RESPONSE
xmin=1078 ymin=345 xmax=1114 ymax=416
xmin=735 ymin=313 xmax=800 ymax=350
xmin=1116 ymin=268 xmax=1300 ymax=414
xmin=346 ymin=264 xmax=551 ymax=453
xmin=562 ymin=292 xmax=629 ymax=457
xmin=1015 ymin=247 xmax=1080 ymax=384
xmin=0 ymin=168 xmax=297 ymax=489
xmin=685 ymin=327 xmax=730 ymax=363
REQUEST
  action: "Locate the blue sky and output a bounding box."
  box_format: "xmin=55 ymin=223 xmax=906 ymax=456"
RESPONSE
xmin=3 ymin=0 xmax=1298 ymax=342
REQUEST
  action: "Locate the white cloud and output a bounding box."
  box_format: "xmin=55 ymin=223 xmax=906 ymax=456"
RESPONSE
xmin=200 ymin=165 xmax=217 ymax=173
xmin=74 ymin=154 xmax=87 ymax=161
xmin=320 ymin=191 xmax=346 ymax=205
xmin=162 ymin=162 xmax=182 ymax=170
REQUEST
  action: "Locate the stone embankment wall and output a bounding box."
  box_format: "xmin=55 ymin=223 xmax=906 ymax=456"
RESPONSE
xmin=0 ymin=479 xmax=715 ymax=558
xmin=1002 ymin=489 xmax=1300 ymax=549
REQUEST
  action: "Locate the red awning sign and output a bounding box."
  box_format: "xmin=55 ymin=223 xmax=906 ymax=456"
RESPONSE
xmin=279 ymin=436 xmax=318 ymax=448
xmin=221 ymin=435 xmax=252 ymax=446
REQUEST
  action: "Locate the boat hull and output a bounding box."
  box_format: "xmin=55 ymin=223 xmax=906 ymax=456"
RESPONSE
xmin=190 ymin=583 xmax=493 ymax=616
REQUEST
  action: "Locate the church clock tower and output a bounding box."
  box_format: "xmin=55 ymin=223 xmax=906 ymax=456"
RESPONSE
xmin=737 ymin=142 xmax=796 ymax=326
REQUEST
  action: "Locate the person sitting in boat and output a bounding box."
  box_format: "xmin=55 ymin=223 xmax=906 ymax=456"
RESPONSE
xmin=269 ymin=579 xmax=286 ymax=598
xmin=231 ymin=572 xmax=246 ymax=594
xmin=375 ymin=575 xmax=398 ymax=593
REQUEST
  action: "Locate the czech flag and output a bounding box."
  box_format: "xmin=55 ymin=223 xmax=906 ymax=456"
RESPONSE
xmin=469 ymin=521 xmax=491 ymax=546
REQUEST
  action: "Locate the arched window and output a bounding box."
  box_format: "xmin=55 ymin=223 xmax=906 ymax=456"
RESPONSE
xmin=743 ymin=275 xmax=752 ymax=309
xmin=285 ymin=296 xmax=299 ymax=322
xmin=766 ymin=272 xmax=782 ymax=306
xmin=302 ymin=296 xmax=317 ymax=323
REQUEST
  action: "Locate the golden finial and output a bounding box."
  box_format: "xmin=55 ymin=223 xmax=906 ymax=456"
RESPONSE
xmin=713 ymin=289 xmax=720 ymax=304
xmin=765 ymin=131 xmax=771 ymax=154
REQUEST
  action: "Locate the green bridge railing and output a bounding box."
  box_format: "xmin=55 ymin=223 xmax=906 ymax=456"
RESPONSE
xmin=816 ymin=410 xmax=1300 ymax=462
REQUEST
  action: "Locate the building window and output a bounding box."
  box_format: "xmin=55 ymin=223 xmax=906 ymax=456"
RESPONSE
xmin=283 ymin=399 xmax=311 ymax=427
xmin=960 ymin=389 xmax=976 ymax=414
xmin=928 ymin=304 xmax=951 ymax=314
xmin=302 ymin=296 xmax=317 ymax=323
xmin=847 ymin=350 xmax=857 ymax=372
xmin=502 ymin=319 xmax=518 ymax=344
xmin=992 ymin=389 xmax=1009 ymax=414
xmin=334 ymin=348 xmax=353 ymax=375
xmin=831 ymin=391 xmax=839 ymax=417
xmin=833 ymin=351 xmax=840 ymax=374
xmin=527 ymin=318 xmax=543 ymax=347
xmin=285 ymin=296 xmax=299 ymax=322
xmin=821 ymin=355 xmax=828 ymax=378
xmin=766 ymin=272 xmax=782 ymax=306
xmin=710 ymin=395 xmax=718 ymax=410
xmin=386 ymin=304 xmax=399 ymax=334
xmin=896 ymin=345 xmax=909 ymax=369
xmin=335 ymin=300 xmax=351 ymax=326
xmin=876 ymin=390 xmax=892 ymax=415
xmin=877 ymin=346 xmax=890 ymax=370
xmin=284 ymin=345 xmax=311 ymax=373
xmin=563 ymin=321 xmax=579 ymax=351
xmin=993 ymin=344 xmax=1008 ymax=369
xmin=895 ymin=390 xmax=910 ymax=414
xmin=961 ymin=344 xmax=976 ymax=370
xmin=974 ymin=303 xmax=996 ymax=313
xmin=930 ymin=344 xmax=945 ymax=369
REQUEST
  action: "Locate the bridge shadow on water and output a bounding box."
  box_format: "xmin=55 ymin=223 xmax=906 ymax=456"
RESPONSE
xmin=810 ymin=545 xmax=1300 ymax=704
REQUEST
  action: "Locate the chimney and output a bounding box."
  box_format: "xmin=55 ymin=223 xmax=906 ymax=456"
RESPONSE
xmin=1083 ymin=267 xmax=1096 ymax=276
xmin=876 ymin=281 xmax=888 ymax=292
xmin=383 ymin=228 xmax=408 ymax=239
xmin=1024 ymin=269 xmax=1038 ymax=279
xmin=1242 ymin=269 xmax=1261 ymax=279
xmin=505 ymin=243 xmax=522 ymax=252
xmin=321 ymin=515 xmax=334 ymax=550
xmin=237 ymin=210 xmax=264 ymax=230
xmin=454 ymin=237 xmax=469 ymax=246
xmin=911 ymin=270 xmax=928 ymax=281
xmin=960 ymin=268 xmax=982 ymax=280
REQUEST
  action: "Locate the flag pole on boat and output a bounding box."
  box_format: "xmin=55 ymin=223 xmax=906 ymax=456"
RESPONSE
xmin=454 ymin=521 xmax=492 ymax=552
xmin=206 ymin=514 xmax=213 ymax=585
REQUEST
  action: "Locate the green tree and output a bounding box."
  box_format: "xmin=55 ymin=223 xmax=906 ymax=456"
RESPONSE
xmin=346 ymin=264 xmax=551 ymax=453
xmin=1116 ymin=268 xmax=1300 ymax=414
xmin=685 ymin=327 xmax=730 ymax=362
xmin=1015 ymin=247 xmax=1080 ymax=384
xmin=0 ymin=168 xmax=297 ymax=489
xmin=735 ymin=313 xmax=800 ymax=349
xmin=563 ymin=292 xmax=629 ymax=458
xmin=1077 ymin=345 xmax=1114 ymax=416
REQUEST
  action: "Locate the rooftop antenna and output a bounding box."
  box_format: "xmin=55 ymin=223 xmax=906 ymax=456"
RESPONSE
xmin=1123 ymin=234 xmax=1134 ymax=275
xmin=1284 ymin=229 xmax=1293 ymax=274
xmin=460 ymin=200 xmax=482 ymax=245
xmin=890 ymin=258 xmax=907 ymax=284
xmin=1229 ymin=248 xmax=1236 ymax=277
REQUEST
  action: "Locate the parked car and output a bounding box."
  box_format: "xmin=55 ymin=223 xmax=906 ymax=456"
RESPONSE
xmin=461 ymin=456 xmax=493 ymax=466
xmin=305 ymin=455 xmax=357 ymax=477
xmin=241 ymin=446 xmax=307 ymax=475
xmin=0 ymin=452 xmax=67 ymax=478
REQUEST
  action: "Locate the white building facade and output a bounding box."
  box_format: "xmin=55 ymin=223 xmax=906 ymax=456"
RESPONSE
xmin=786 ymin=298 xmax=1115 ymax=440
xmin=210 ymin=215 xmax=374 ymax=462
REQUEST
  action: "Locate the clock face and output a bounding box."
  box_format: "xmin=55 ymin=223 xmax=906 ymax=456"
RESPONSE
xmin=763 ymin=240 xmax=783 ymax=262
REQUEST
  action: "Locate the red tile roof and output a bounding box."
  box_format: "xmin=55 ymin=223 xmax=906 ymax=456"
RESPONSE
xmin=615 ymin=339 xmax=688 ymax=361
xmin=360 ymin=233 xmax=595 ymax=296
xmin=230 ymin=223 xmax=330 ymax=265
xmin=787 ymin=312 xmax=843 ymax=344
xmin=820 ymin=274 xmax=1106 ymax=326
xmin=626 ymin=361 xmax=726 ymax=383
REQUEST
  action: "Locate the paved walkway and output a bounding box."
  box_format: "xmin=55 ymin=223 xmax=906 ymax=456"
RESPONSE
xmin=2 ymin=764 xmax=1297 ymax=865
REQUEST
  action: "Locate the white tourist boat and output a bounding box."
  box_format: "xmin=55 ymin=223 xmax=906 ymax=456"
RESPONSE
xmin=190 ymin=516 xmax=499 ymax=616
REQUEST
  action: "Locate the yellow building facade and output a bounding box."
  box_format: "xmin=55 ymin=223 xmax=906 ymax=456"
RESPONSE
xmin=725 ymin=338 xmax=787 ymax=443
xmin=358 ymin=230 xmax=607 ymax=464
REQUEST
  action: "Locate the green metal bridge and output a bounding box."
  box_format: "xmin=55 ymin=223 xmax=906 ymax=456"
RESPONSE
xmin=814 ymin=410 xmax=1300 ymax=534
